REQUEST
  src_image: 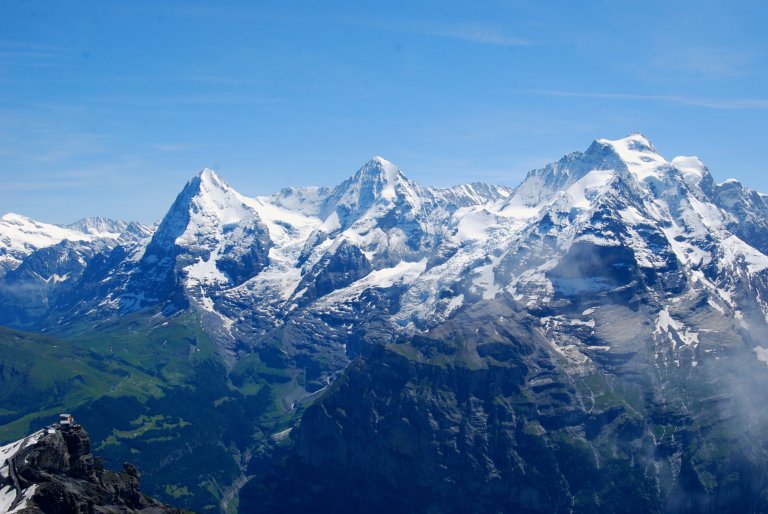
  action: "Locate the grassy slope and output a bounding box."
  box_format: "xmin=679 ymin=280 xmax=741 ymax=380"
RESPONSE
xmin=0 ymin=309 xmax=210 ymax=440
xmin=0 ymin=309 xmax=300 ymax=513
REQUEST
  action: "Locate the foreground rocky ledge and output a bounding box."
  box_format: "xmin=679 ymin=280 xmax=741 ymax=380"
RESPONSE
xmin=1 ymin=422 xmax=185 ymax=513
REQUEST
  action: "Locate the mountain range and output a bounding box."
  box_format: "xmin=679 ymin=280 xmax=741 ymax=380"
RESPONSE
xmin=2 ymin=134 xmax=768 ymax=513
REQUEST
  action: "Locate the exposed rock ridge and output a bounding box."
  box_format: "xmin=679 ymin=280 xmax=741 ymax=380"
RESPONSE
xmin=0 ymin=424 xmax=185 ymax=513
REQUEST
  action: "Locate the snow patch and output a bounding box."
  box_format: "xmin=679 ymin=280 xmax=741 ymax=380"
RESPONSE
xmin=186 ymin=253 xmax=229 ymax=285
xmin=655 ymin=309 xmax=699 ymax=348
xmin=754 ymin=346 xmax=768 ymax=365
xmin=455 ymin=209 xmax=498 ymax=243
xmin=720 ymin=235 xmax=768 ymax=273
xmin=444 ymin=294 xmax=465 ymax=316
xmin=564 ymin=169 xmax=616 ymax=210
xmin=362 ymin=259 xmax=428 ymax=289
xmin=473 ymin=262 xmax=500 ymax=300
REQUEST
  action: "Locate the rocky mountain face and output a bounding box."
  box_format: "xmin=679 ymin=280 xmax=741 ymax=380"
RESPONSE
xmin=3 ymin=134 xmax=768 ymax=512
xmin=0 ymin=422 xmax=183 ymax=513
xmin=242 ymin=296 xmax=768 ymax=513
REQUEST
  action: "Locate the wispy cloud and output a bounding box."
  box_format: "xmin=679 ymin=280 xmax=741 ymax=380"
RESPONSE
xmin=0 ymin=40 xmax=66 ymax=67
xmin=87 ymin=93 xmax=286 ymax=107
xmin=0 ymin=61 xmax=63 ymax=68
xmin=650 ymin=47 xmax=756 ymax=78
xmin=0 ymin=111 xmax=113 ymax=163
xmin=411 ymin=23 xmax=531 ymax=46
xmin=0 ymin=40 xmax=60 ymax=51
xmin=0 ymin=74 xmax=268 ymax=87
xmin=376 ymin=21 xmax=531 ymax=47
xmin=526 ymin=89 xmax=768 ymax=110
xmin=151 ymin=143 xmax=190 ymax=153
xmin=1 ymin=180 xmax=86 ymax=191
xmin=0 ymin=51 xmax=55 ymax=58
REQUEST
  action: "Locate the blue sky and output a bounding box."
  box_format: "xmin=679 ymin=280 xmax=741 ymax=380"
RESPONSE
xmin=1 ymin=0 xmax=767 ymax=224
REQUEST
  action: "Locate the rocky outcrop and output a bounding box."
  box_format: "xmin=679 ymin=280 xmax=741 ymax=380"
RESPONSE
xmin=1 ymin=424 xmax=184 ymax=514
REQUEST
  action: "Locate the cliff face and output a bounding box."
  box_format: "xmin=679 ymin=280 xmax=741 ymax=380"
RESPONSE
xmin=1 ymin=424 xmax=184 ymax=514
xmin=240 ymin=297 xmax=768 ymax=514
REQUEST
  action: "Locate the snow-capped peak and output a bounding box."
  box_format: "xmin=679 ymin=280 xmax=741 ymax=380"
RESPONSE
xmin=363 ymin=155 xmax=400 ymax=179
xmin=144 ymin=167 xmax=257 ymax=255
xmin=595 ymin=133 xmax=668 ymax=181
xmin=179 ymin=168 xmax=253 ymax=226
xmin=617 ymin=132 xmax=658 ymax=153
xmin=197 ymin=167 xmax=226 ymax=187
xmin=352 ymin=156 xmax=404 ymax=202
xmin=2 ymin=212 xmax=28 ymax=224
xmin=320 ymin=156 xmax=421 ymax=231
xmin=66 ymin=216 xmax=128 ymax=238
xmin=719 ymin=178 xmax=742 ymax=188
xmin=133 ymin=167 xmax=274 ymax=298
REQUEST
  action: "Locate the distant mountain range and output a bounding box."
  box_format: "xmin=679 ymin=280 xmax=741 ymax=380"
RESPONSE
xmin=2 ymin=134 xmax=768 ymax=513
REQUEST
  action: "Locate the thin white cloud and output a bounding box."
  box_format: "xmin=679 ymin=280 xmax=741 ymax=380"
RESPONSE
xmin=0 ymin=40 xmax=60 ymax=51
xmin=526 ymin=89 xmax=768 ymax=110
xmin=0 ymin=62 xmax=63 ymax=68
xmin=0 ymin=40 xmax=66 ymax=67
xmin=1 ymin=180 xmax=85 ymax=191
xmin=0 ymin=51 xmax=55 ymax=58
xmin=650 ymin=47 xmax=756 ymax=78
xmin=377 ymin=21 xmax=531 ymax=46
xmin=413 ymin=24 xmax=531 ymax=46
xmin=88 ymin=93 xmax=286 ymax=106
xmin=151 ymin=143 xmax=191 ymax=153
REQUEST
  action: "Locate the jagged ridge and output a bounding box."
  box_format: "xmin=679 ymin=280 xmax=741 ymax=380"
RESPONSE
xmin=0 ymin=420 xmax=183 ymax=513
